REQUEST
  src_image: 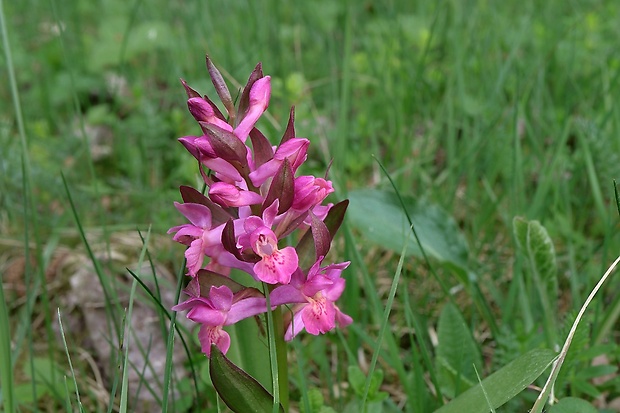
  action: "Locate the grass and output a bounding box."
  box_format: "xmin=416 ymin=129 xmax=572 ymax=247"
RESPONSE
xmin=2 ymin=0 xmax=620 ymax=411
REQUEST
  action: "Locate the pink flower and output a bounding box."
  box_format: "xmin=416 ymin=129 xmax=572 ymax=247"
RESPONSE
xmin=178 ymin=136 xmax=243 ymax=183
xmin=168 ymin=202 xmax=252 ymax=276
xmin=209 ymin=182 xmax=264 ymax=207
xmin=236 ymin=201 xmax=299 ymax=284
xmin=249 ymin=138 xmax=310 ymax=187
xmin=270 ymin=258 xmax=352 ymax=340
xmin=187 ymin=97 xmax=233 ymax=132
xmin=292 ymin=176 xmax=334 ymax=211
xmin=249 ymin=225 xmax=298 ymax=284
xmin=234 ymin=76 xmax=271 ymax=142
xmin=173 ymin=282 xmax=267 ymax=357
xmin=168 ymin=202 xmax=225 ymax=276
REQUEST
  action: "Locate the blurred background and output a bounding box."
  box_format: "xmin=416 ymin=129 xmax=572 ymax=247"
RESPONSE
xmin=2 ymin=0 xmax=620 ymax=411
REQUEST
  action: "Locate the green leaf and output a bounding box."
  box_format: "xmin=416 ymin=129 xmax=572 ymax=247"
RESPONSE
xmin=347 ymin=366 xmax=388 ymax=403
xmin=347 ymin=189 xmax=469 ymax=272
xmin=436 ymin=303 xmax=483 ymax=397
xmin=527 ymin=221 xmax=557 ymax=287
xmin=614 ymin=180 xmax=620 ymax=217
xmin=512 ymin=216 xmax=528 ymax=253
xmin=209 ymin=345 xmax=284 ymax=413
xmin=512 ymin=217 xmax=557 ymax=294
xmin=300 ymin=388 xmax=324 ymax=413
xmin=512 ymin=217 xmax=558 ymax=346
xmin=433 ymin=348 xmax=556 ymax=413
xmin=547 ymin=397 xmax=598 ymax=413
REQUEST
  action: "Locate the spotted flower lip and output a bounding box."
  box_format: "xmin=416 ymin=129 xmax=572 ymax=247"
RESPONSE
xmin=249 ymin=226 xmax=298 ymax=284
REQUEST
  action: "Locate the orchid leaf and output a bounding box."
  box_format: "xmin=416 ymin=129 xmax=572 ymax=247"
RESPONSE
xmin=348 ymin=189 xmax=468 ymax=271
xmin=206 ymin=55 xmax=235 ymax=117
xmin=209 ymin=345 xmax=283 ymax=413
xmin=262 ymin=158 xmax=294 ymax=215
xmin=275 ymin=211 xmax=308 ymax=240
xmin=249 ymin=128 xmax=274 ymax=169
xmin=197 ymin=271 xmax=265 ymax=300
xmin=310 ymin=212 xmax=331 ymax=260
xmin=296 ymin=200 xmax=348 ymax=269
xmin=433 ymin=349 xmax=556 ymax=413
xmin=222 ymin=219 xmax=243 ymax=260
xmin=180 ymin=78 xmax=201 ymax=98
xmin=280 ymin=106 xmax=296 ymax=145
xmin=237 ymin=62 xmax=263 ymax=124
xmin=200 ymin=122 xmax=248 ymax=165
xmin=197 ymin=270 xmax=246 ymax=294
xmin=179 ymin=185 xmax=232 ymax=226
xmin=323 ymin=199 xmax=348 ymax=240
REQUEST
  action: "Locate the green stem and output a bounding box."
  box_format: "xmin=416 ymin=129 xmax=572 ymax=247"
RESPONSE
xmin=264 ymin=285 xmax=289 ymax=412
xmin=272 ymin=306 xmax=289 ymax=411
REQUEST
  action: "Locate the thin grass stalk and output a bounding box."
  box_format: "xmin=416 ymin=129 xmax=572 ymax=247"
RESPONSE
xmin=119 ymin=279 xmax=138 ymax=413
xmin=161 ymin=261 xmax=186 ymax=413
xmin=1 ymin=0 xmax=55 ymax=402
xmin=530 ymin=254 xmax=620 ymax=413
xmin=49 ymin=0 xmax=115 ymax=303
xmin=361 ymin=244 xmax=406 ymax=411
xmin=402 ymin=287 xmax=442 ymax=407
xmin=0 ymin=261 xmax=15 ymax=413
xmin=263 ymin=284 xmax=287 ymax=412
xmin=126 ymin=268 xmax=201 ymax=402
xmin=61 ymin=173 xmax=121 ymax=338
xmin=57 ymin=309 xmax=85 ymax=413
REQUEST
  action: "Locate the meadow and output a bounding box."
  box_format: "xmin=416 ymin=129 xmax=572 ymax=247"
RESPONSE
xmin=1 ymin=0 xmax=620 ymax=412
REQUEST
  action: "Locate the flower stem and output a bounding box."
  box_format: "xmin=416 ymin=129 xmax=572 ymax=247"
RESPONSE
xmin=265 ymin=285 xmax=289 ymax=412
xmin=272 ymin=306 xmax=289 ymax=411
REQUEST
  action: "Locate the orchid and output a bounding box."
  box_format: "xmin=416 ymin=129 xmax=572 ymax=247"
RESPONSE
xmin=170 ymin=57 xmax=351 ymax=362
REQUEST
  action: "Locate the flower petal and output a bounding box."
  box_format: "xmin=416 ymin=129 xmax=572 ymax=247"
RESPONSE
xmin=175 ymin=202 xmax=213 ymax=228
xmin=301 ymin=297 xmax=335 ymax=335
xmin=199 ymin=325 xmax=231 ymax=357
xmin=254 ymin=246 xmax=298 ymax=284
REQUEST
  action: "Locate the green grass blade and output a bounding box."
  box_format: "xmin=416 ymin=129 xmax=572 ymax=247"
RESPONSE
xmin=57 ymin=309 xmax=85 ymax=413
xmin=119 ymin=278 xmax=138 ymax=413
xmin=161 ymin=263 xmax=185 ymax=413
xmin=530 ymin=254 xmax=620 ymax=413
xmin=0 ymin=267 xmax=15 ymax=413
xmin=361 ymin=243 xmax=405 ymax=410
